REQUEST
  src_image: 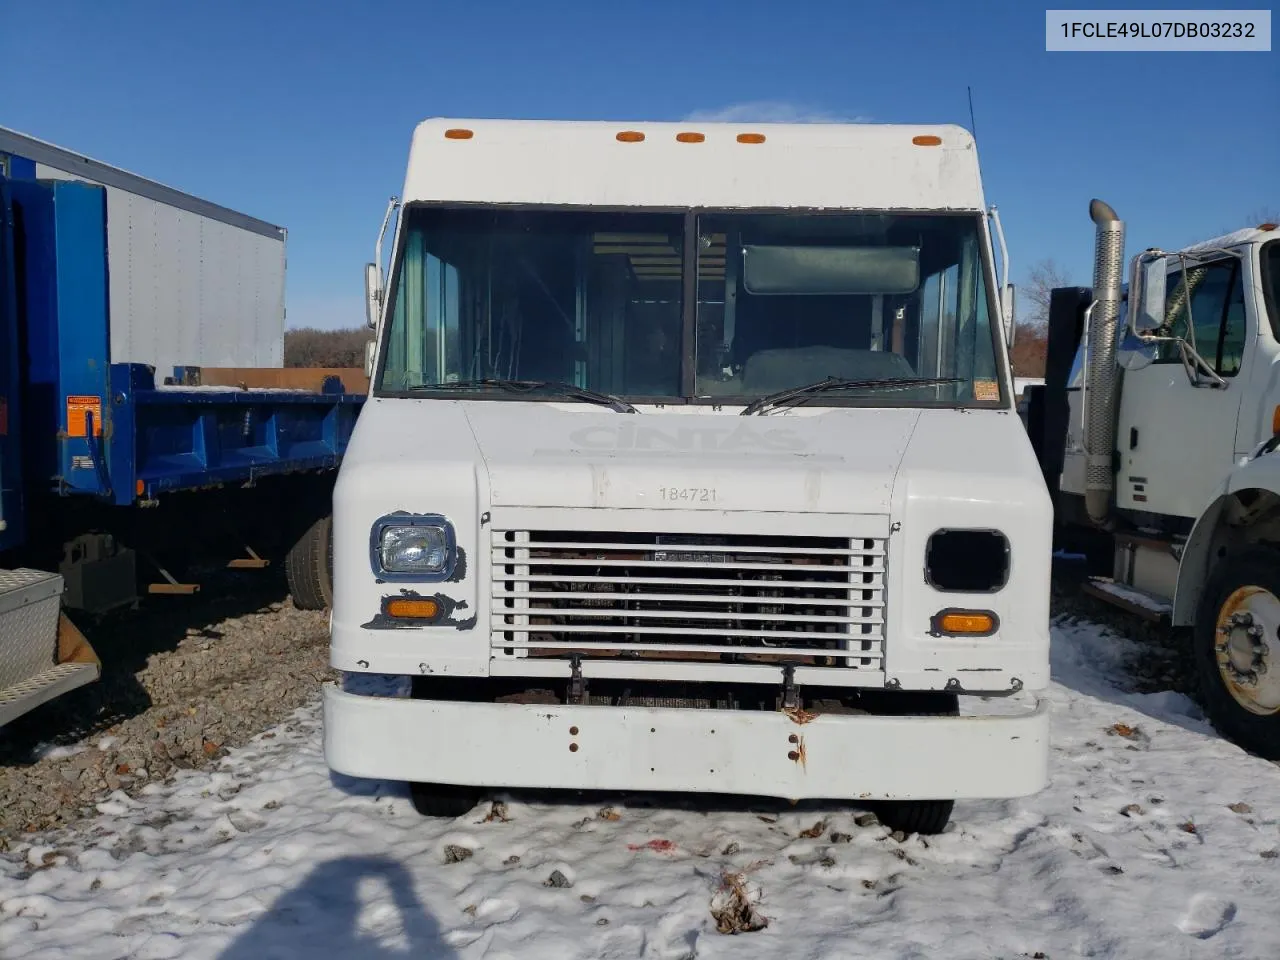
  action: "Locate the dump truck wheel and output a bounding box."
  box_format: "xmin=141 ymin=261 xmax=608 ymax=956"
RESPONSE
xmin=1193 ymin=546 xmax=1280 ymax=760
xmin=286 ymin=514 xmax=332 ymax=611
xmin=870 ymin=691 xmax=958 ymax=836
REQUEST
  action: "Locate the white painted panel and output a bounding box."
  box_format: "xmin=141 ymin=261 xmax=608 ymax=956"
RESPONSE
xmin=402 ymin=119 xmax=986 ymax=211
xmin=34 ymin=162 xmax=285 ymax=374
xmin=1115 ymin=364 xmax=1245 ymax=521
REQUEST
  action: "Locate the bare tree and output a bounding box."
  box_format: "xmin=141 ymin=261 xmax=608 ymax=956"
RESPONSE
xmin=284 ymin=327 xmax=373 ymax=368
xmin=1003 ymin=259 xmax=1071 ymax=379
xmin=1021 ymin=259 xmax=1071 ymax=330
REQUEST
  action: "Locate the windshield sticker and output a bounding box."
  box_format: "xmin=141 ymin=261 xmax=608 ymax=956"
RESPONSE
xmin=974 ymin=380 xmax=999 ymax=401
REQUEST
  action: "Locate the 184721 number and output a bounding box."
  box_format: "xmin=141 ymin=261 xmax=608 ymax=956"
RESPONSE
xmin=658 ymin=486 xmax=719 ymax=503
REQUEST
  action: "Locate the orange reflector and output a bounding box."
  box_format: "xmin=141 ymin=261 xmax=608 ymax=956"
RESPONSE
xmin=136 ymin=479 xmax=144 ymax=496
xmin=736 ymin=132 xmax=766 ymax=144
xmin=616 ymin=130 xmax=645 ymax=142
xmin=935 ymin=611 xmax=996 ymax=635
xmin=385 ymin=598 xmax=440 ymax=620
xmin=1272 ymin=404 xmax=1280 ymax=435
xmin=676 ymin=131 xmax=705 ymax=143
xmin=1261 ymin=223 xmax=1278 ymax=232
xmin=912 ymin=135 xmax=942 ymax=146
xmin=444 ymin=128 xmax=474 ymax=140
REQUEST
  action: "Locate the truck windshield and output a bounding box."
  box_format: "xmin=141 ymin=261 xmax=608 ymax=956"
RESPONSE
xmin=378 ymin=207 xmax=1002 ymax=405
xmin=694 ymin=213 xmax=999 ymax=402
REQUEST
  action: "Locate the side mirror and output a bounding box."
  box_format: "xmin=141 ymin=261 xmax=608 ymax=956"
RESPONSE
xmin=1116 ymin=330 xmax=1158 ymax=371
xmin=1001 ymin=284 xmax=1016 ymax=345
xmin=1131 ymin=254 xmax=1166 ymax=336
xmin=364 ymin=262 xmax=382 ymax=330
xmin=364 ymin=338 xmax=377 ymax=379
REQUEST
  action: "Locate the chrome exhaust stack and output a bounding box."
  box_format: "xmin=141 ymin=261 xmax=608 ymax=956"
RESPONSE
xmin=1084 ymin=199 xmax=1125 ymax=524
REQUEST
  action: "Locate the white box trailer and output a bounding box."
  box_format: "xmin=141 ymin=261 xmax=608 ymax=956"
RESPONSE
xmin=325 ymin=118 xmax=1052 ymax=835
xmin=0 ymin=127 xmax=285 ymax=377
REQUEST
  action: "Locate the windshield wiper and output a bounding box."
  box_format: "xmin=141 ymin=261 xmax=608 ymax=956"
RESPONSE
xmin=413 ymin=378 xmax=636 ymax=413
xmin=740 ymin=376 xmax=965 ymax=416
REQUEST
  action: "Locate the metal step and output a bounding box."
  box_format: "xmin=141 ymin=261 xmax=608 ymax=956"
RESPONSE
xmin=0 ymin=661 xmax=99 ymax=727
xmin=1082 ymin=577 xmax=1173 ymax=623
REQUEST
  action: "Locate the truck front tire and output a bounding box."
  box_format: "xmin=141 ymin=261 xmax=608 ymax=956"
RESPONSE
xmin=409 ymin=782 xmax=483 ymax=818
xmin=869 ymin=691 xmax=958 ymax=836
xmin=286 ymin=514 xmax=332 ymax=611
xmin=874 ymin=799 xmax=954 ymax=836
xmin=1194 ymin=546 xmax=1280 ymax=760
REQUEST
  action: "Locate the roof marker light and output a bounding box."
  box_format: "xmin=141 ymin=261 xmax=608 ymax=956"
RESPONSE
xmin=736 ymin=132 xmax=766 ymax=144
xmin=444 ymin=128 xmax=474 ymax=140
xmin=912 ymin=135 xmax=942 ymax=146
xmin=616 ymin=131 xmax=646 ymax=143
xmin=676 ymin=132 xmax=705 ymax=143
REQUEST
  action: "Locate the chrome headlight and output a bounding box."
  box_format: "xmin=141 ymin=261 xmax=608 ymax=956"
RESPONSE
xmin=370 ymin=515 xmax=456 ymax=580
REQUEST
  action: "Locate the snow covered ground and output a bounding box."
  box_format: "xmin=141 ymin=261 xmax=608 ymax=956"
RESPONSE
xmin=1 ymin=616 xmax=1278 ymax=960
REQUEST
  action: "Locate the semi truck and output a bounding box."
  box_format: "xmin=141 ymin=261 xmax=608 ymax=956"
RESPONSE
xmin=1025 ymin=200 xmax=1280 ymax=759
xmin=0 ymin=128 xmax=363 ymax=727
xmin=324 ymin=118 xmax=1052 ymax=834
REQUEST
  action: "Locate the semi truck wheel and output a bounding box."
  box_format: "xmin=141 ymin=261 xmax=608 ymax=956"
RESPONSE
xmin=869 ymin=691 xmax=958 ymax=836
xmin=1194 ymin=547 xmax=1280 ymax=759
xmin=286 ymin=515 xmax=332 ymax=611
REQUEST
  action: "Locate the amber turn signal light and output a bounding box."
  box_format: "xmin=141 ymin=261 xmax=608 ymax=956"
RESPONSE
xmin=385 ymin=598 xmax=440 ymax=620
xmin=932 ymin=609 xmax=998 ymax=636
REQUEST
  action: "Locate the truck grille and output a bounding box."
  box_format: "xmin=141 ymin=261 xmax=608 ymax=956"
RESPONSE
xmin=490 ymin=529 xmax=885 ymax=669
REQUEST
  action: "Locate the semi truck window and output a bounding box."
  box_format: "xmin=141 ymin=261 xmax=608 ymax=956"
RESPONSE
xmin=1263 ymin=241 xmax=1280 ymax=341
xmin=1156 ymin=258 xmax=1245 ymax=377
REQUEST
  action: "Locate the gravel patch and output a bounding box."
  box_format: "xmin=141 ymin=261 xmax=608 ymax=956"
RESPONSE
xmin=0 ymin=596 xmax=334 ymax=843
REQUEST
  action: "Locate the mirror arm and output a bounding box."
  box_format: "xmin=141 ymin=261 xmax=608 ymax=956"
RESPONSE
xmin=374 ymin=196 xmax=400 ymax=289
xmin=988 ymin=204 xmax=1013 ymax=339
xmin=1179 ymin=340 xmax=1227 ymax=389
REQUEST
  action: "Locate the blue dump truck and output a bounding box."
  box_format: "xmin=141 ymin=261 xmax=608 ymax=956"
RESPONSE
xmin=0 ymin=129 xmax=363 ymax=726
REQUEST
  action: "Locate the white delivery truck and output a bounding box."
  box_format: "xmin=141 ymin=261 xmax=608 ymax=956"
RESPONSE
xmin=324 ymin=119 xmax=1052 ymax=834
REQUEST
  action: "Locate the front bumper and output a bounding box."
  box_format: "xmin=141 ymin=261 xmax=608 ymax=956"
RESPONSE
xmin=324 ymin=685 xmax=1050 ymax=801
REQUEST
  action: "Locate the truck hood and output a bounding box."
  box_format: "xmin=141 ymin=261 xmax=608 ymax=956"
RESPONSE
xmin=459 ymin=402 xmax=919 ymax=514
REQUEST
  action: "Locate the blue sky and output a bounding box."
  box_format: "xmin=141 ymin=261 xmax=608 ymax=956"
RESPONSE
xmin=3 ymin=0 xmax=1276 ymax=329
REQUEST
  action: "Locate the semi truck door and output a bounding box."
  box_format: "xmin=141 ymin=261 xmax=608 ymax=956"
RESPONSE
xmin=1115 ymin=255 xmax=1249 ymax=522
